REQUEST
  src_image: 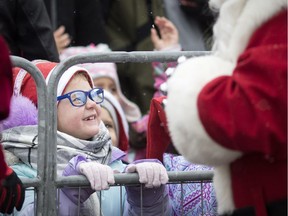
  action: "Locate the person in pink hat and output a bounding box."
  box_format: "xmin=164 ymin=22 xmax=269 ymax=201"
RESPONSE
xmin=2 ymin=60 xmax=171 ymax=215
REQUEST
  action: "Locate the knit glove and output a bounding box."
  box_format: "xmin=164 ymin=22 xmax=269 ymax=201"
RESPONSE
xmin=125 ymin=162 xmax=169 ymax=188
xmin=77 ymin=162 xmax=115 ymax=190
xmin=0 ymin=168 xmax=25 ymax=214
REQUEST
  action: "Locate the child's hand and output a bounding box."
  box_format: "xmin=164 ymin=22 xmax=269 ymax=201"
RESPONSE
xmin=126 ymin=162 xmax=169 ymax=188
xmin=77 ymin=162 xmax=115 ymax=190
xmin=151 ymin=16 xmax=179 ymax=51
xmin=53 ymin=26 xmax=71 ymax=54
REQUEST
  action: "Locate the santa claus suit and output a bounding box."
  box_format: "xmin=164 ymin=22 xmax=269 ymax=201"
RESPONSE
xmin=166 ymin=0 xmax=287 ymax=215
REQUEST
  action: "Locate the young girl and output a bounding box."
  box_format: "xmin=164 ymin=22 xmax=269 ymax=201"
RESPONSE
xmin=1 ymin=60 xmax=171 ymax=215
xmin=60 ymin=44 xmax=147 ymax=161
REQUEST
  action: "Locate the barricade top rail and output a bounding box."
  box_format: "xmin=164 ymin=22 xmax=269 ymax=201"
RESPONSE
xmin=20 ymin=170 xmax=214 ymax=188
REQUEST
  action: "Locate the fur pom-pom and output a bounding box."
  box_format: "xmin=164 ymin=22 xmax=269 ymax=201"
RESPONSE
xmin=1 ymin=95 xmax=38 ymax=130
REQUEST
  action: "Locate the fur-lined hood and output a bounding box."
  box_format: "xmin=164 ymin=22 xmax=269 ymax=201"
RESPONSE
xmin=1 ymin=95 xmax=38 ymax=130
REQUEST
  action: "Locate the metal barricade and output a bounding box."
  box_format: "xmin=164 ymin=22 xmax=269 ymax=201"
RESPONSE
xmin=11 ymin=51 xmax=214 ymax=216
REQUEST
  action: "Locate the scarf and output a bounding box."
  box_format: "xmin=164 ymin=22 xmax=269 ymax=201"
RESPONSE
xmin=1 ymin=121 xmax=112 ymax=176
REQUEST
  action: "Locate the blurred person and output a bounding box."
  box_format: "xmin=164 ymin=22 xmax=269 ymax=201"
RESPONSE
xmin=101 ymin=0 xmax=166 ymax=113
xmin=53 ymin=25 xmax=71 ymax=54
xmin=1 ymin=60 xmax=171 ymax=215
xmin=44 ymin=0 xmax=108 ymax=47
xmin=0 ymin=36 xmax=25 ymax=214
xmin=0 ymin=0 xmax=59 ymax=62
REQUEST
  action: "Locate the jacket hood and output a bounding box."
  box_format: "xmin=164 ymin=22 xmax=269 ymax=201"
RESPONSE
xmin=1 ymin=95 xmax=38 ymax=130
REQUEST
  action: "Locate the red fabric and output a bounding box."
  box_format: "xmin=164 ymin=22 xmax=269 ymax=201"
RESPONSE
xmin=0 ymin=37 xmax=13 ymax=120
xmin=0 ymin=146 xmax=12 ymax=182
xmin=0 ymin=36 xmax=13 ymax=182
xmin=197 ymin=10 xmax=287 ymax=212
xmin=115 ymin=111 xmax=129 ymax=151
xmin=146 ymin=96 xmax=171 ymax=162
xmin=12 ymin=61 xmax=57 ymax=106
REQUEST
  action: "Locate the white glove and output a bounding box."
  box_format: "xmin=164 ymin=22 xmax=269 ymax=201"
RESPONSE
xmin=125 ymin=162 xmax=169 ymax=188
xmin=77 ymin=162 xmax=115 ymax=190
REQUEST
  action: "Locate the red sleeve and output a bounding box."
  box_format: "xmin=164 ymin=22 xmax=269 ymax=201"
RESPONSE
xmin=0 ymin=36 xmax=13 ymax=121
xmin=198 ymin=10 xmax=287 ymax=159
xmin=0 ymin=145 xmax=12 ymax=182
xmin=198 ymin=41 xmax=287 ymax=160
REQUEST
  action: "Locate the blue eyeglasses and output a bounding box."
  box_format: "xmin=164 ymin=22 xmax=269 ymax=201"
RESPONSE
xmin=57 ymin=88 xmax=104 ymax=107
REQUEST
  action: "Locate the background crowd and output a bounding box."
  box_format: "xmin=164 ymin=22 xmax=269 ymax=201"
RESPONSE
xmin=0 ymin=0 xmax=286 ymax=215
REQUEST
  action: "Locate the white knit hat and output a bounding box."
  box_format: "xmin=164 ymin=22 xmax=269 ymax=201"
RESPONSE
xmin=13 ymin=60 xmax=94 ymax=106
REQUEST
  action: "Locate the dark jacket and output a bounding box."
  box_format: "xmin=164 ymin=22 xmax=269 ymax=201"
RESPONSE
xmin=0 ymin=0 xmax=59 ymax=62
xmin=44 ymin=0 xmax=108 ymax=46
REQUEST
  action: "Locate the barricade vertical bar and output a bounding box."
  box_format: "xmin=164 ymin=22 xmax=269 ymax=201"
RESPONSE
xmin=11 ymin=56 xmax=48 ymax=216
xmin=121 ymin=186 xmax=123 ymax=216
xmin=99 ymin=190 xmax=102 ymax=215
xmin=201 ymin=181 xmax=204 ymax=216
xmin=140 ymin=184 xmax=143 ymax=216
xmin=47 ymin=62 xmax=72 ymax=215
xmin=77 ymin=187 xmax=81 ymax=216
xmin=181 ymin=183 xmax=184 ymax=216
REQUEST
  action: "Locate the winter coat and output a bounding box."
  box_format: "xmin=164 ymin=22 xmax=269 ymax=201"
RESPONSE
xmin=0 ymin=0 xmax=59 ymax=62
xmin=164 ymin=153 xmax=217 ymax=215
xmin=0 ymin=36 xmax=13 ymax=181
xmin=44 ymin=0 xmax=108 ymax=46
xmin=103 ymin=0 xmax=166 ymax=113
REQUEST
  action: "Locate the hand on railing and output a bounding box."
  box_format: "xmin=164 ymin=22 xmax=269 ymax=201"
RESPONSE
xmin=77 ymin=162 xmax=115 ymax=190
xmin=125 ymin=162 xmax=169 ymax=188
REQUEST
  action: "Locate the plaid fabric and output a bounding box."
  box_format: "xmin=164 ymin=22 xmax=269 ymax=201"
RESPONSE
xmin=1 ymin=121 xmax=112 ymax=176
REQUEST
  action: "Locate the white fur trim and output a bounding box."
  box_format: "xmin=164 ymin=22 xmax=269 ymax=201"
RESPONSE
xmin=166 ymin=56 xmax=242 ymax=166
xmin=212 ymin=0 xmax=287 ymax=62
xmin=214 ymin=165 xmax=235 ymax=214
xmin=209 ymin=0 xmax=228 ymax=12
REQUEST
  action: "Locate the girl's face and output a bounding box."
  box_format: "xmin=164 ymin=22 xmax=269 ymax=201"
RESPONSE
xmin=93 ymin=77 xmax=120 ymax=101
xmin=101 ymin=107 xmax=118 ymax=147
xmin=57 ymin=75 xmax=102 ymax=140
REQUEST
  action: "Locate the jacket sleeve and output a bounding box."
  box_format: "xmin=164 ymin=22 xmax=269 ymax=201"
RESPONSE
xmin=124 ymin=185 xmax=171 ymax=216
xmin=198 ymin=44 xmax=287 ymax=159
xmin=59 ymin=155 xmax=94 ymax=214
xmin=7 ymin=0 xmax=60 ymax=62
xmin=20 ymin=0 xmax=60 ymax=61
xmin=0 ymin=146 xmax=10 ymax=182
xmin=0 ymin=36 xmax=13 ymax=121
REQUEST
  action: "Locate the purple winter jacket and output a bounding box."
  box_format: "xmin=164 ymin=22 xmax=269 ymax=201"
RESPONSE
xmin=59 ymin=151 xmax=172 ymax=216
